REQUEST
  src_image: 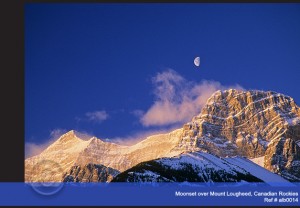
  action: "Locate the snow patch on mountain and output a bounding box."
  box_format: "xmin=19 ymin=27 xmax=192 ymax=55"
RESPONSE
xmin=224 ymin=157 xmax=288 ymax=184
xmin=160 ymin=152 xmax=289 ymax=183
xmin=250 ymin=156 xmax=264 ymax=167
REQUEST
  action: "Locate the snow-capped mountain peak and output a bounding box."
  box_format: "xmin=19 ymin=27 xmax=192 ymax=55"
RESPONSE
xmin=25 ymin=89 xmax=300 ymax=182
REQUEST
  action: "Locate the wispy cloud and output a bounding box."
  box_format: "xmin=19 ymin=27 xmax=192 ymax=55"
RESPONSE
xmin=137 ymin=69 xmax=244 ymax=127
xmin=25 ymin=128 xmax=68 ymax=159
xmin=85 ymin=110 xmax=109 ymax=123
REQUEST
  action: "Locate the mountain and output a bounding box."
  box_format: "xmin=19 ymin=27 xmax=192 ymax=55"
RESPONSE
xmin=178 ymin=89 xmax=300 ymax=181
xmin=25 ymin=89 xmax=300 ymax=182
xmin=25 ymin=129 xmax=185 ymax=182
xmin=63 ymin=163 xmax=119 ymax=182
xmin=112 ymin=152 xmax=288 ymax=183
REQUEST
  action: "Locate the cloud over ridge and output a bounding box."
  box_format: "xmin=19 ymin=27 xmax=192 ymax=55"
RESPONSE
xmin=139 ymin=69 xmax=244 ymax=127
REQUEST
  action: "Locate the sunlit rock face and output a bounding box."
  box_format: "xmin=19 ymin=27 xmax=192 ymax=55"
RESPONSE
xmin=25 ymin=129 xmax=185 ymax=182
xmin=25 ymin=89 xmax=300 ymax=182
xmin=178 ymin=89 xmax=300 ymax=181
xmin=62 ymin=163 xmax=120 ymax=182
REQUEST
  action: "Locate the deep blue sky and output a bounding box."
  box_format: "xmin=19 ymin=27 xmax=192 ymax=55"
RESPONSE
xmin=25 ymin=3 xmax=300 ymax=147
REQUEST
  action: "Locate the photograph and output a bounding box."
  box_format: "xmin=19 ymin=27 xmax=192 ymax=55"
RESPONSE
xmin=1 ymin=1 xmax=300 ymax=207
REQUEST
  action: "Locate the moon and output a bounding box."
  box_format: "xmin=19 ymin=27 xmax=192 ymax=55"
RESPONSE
xmin=194 ymin=56 xmax=200 ymax=67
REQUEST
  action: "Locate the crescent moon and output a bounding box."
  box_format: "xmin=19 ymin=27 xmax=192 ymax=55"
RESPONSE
xmin=194 ymin=57 xmax=200 ymax=67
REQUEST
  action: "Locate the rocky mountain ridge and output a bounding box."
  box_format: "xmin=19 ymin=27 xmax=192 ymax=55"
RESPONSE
xmin=25 ymin=89 xmax=300 ymax=182
xmin=25 ymin=129 xmax=184 ymax=182
xmin=177 ymin=89 xmax=300 ymax=181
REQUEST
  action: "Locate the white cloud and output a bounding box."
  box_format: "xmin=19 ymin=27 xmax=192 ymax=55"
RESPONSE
xmin=139 ymin=69 xmax=244 ymax=127
xmin=85 ymin=110 xmax=109 ymax=123
xmin=25 ymin=128 xmax=68 ymax=159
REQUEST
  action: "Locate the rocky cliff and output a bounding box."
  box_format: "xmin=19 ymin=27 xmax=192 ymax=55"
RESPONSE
xmin=25 ymin=129 xmax=184 ymax=182
xmin=63 ymin=163 xmax=119 ymax=182
xmin=25 ymin=89 xmax=300 ymax=182
xmin=176 ymin=89 xmax=300 ymax=181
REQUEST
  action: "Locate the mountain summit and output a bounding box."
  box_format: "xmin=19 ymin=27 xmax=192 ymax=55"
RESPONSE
xmin=180 ymin=89 xmax=300 ymax=181
xmin=25 ymin=89 xmax=300 ymax=182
